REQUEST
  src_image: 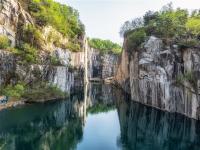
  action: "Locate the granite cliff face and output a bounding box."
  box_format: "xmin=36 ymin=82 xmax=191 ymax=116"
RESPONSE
xmin=0 ymin=49 xmax=82 ymax=93
xmin=0 ymin=0 xmax=120 ymax=95
xmin=116 ymin=36 xmax=200 ymax=119
xmin=88 ymin=48 xmax=119 ymax=79
xmin=0 ymin=0 xmax=33 ymax=46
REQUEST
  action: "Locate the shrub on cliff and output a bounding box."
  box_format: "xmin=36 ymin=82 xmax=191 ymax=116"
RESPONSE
xmin=178 ymin=39 xmax=199 ymax=49
xmin=120 ymin=18 xmax=144 ymax=37
xmin=186 ymin=17 xmax=200 ymax=36
xmin=50 ymin=56 xmax=61 ymax=66
xmin=66 ymin=42 xmax=81 ymax=52
xmin=23 ymin=83 xmax=67 ymax=101
xmin=154 ymin=6 xmax=188 ymax=38
xmin=22 ymin=25 xmax=43 ymax=49
xmin=1 ymin=83 xmax=25 ymax=99
xmin=176 ymin=71 xmax=197 ymax=89
xmin=0 ymin=35 xmax=11 ymax=49
xmin=17 ymin=43 xmax=39 ymax=64
xmin=28 ymin=0 xmax=85 ymax=39
xmin=126 ymin=28 xmax=146 ymax=51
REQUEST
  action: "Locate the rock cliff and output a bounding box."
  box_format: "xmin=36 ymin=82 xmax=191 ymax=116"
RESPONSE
xmin=88 ymin=48 xmax=119 ymax=79
xmin=0 ymin=0 xmax=33 ymax=46
xmin=116 ymin=36 xmax=200 ymax=119
xmin=0 ymin=0 xmax=120 ymax=96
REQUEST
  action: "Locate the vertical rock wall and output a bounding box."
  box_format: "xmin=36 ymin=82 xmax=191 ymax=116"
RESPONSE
xmin=117 ymin=36 xmax=200 ymax=119
xmin=88 ymin=48 xmax=119 ymax=79
xmin=0 ymin=50 xmax=15 ymax=84
xmin=0 ymin=0 xmax=33 ymax=46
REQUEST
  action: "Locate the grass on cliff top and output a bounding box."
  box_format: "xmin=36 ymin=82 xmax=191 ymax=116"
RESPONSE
xmin=88 ymin=38 xmax=122 ymax=54
xmin=28 ymin=0 xmax=85 ymax=39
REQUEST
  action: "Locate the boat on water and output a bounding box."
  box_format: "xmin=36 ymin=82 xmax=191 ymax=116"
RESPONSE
xmin=0 ymin=96 xmax=8 ymax=104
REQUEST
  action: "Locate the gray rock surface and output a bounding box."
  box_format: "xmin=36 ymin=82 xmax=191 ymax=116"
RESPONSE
xmin=117 ymin=36 xmax=200 ymax=119
xmin=0 ymin=0 xmax=33 ymax=46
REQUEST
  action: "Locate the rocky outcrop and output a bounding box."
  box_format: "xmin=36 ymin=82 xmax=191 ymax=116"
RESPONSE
xmin=115 ymin=39 xmax=130 ymax=91
xmin=88 ymin=48 xmax=119 ymax=79
xmin=117 ymin=36 xmax=200 ymax=119
xmin=0 ymin=49 xmax=83 ymax=93
xmin=0 ymin=0 xmax=33 ymax=46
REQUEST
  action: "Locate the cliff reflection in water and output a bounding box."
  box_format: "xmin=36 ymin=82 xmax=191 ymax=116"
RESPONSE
xmin=117 ymin=96 xmax=200 ymax=150
xmin=0 ymin=83 xmax=200 ymax=150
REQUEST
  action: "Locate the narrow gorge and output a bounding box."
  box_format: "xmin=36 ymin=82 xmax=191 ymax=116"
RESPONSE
xmin=0 ymin=0 xmax=200 ymax=149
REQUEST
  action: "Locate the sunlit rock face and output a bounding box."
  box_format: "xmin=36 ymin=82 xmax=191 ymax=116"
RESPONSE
xmin=117 ymin=36 xmax=200 ymax=119
xmin=15 ymin=64 xmax=75 ymax=93
xmin=115 ymin=39 xmax=130 ymax=92
xmin=116 ymin=98 xmax=200 ymax=150
xmin=0 ymin=45 xmax=85 ymax=93
xmin=51 ymin=66 xmax=74 ymax=92
xmin=71 ymin=51 xmax=85 ymax=68
xmin=0 ymin=0 xmax=33 ymax=46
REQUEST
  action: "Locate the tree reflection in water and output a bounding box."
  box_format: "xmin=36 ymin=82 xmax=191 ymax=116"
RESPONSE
xmin=0 ymin=83 xmax=200 ymax=150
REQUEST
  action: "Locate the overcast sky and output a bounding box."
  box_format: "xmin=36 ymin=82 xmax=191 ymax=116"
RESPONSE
xmin=56 ymin=0 xmax=200 ymax=44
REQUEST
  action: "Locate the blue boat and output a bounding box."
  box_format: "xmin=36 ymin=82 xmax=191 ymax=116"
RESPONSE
xmin=0 ymin=96 xmax=8 ymax=104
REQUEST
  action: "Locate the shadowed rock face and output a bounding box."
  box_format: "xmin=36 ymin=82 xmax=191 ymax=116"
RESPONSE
xmin=0 ymin=50 xmax=15 ymax=85
xmin=88 ymin=48 xmax=119 ymax=79
xmin=116 ymin=97 xmax=200 ymax=150
xmin=117 ymin=36 xmax=200 ymax=119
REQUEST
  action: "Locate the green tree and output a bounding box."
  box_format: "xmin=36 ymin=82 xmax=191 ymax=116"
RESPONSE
xmin=126 ymin=28 xmax=146 ymax=52
xmin=120 ymin=18 xmax=143 ymax=37
xmin=186 ymin=18 xmax=200 ymax=36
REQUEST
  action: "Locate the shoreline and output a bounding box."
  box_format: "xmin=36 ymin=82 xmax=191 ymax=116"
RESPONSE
xmin=0 ymin=96 xmax=67 ymax=111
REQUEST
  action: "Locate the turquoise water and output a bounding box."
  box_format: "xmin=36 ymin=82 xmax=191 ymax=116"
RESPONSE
xmin=0 ymin=83 xmax=200 ymax=150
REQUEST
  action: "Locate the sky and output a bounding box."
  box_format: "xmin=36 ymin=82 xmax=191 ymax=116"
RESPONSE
xmin=56 ymin=0 xmax=200 ymax=44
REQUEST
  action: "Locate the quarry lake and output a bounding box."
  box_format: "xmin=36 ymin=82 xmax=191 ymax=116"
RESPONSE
xmin=0 ymin=83 xmax=200 ymax=150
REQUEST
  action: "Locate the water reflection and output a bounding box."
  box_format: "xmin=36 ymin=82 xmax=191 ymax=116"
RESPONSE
xmin=0 ymin=83 xmax=200 ymax=150
xmin=116 ymin=97 xmax=200 ymax=150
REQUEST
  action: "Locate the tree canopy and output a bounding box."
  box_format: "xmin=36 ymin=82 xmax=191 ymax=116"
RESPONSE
xmin=28 ymin=0 xmax=85 ymax=39
xmin=120 ymin=3 xmax=200 ymax=50
xmin=88 ymin=38 xmax=122 ymax=54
